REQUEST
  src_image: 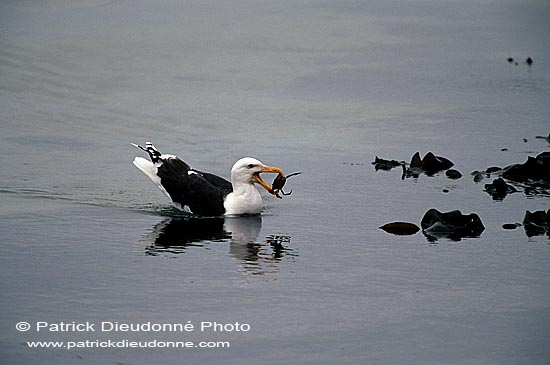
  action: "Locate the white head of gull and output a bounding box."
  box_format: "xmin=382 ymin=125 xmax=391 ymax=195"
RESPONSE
xmin=224 ymin=157 xmax=284 ymax=215
xmin=132 ymin=142 xmax=284 ymax=216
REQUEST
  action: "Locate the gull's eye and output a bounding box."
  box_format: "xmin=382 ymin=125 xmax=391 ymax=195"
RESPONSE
xmin=247 ymin=163 xmax=256 ymax=169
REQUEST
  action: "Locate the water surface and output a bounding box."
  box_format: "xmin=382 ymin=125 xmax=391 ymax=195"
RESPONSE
xmin=1 ymin=1 xmax=549 ymax=364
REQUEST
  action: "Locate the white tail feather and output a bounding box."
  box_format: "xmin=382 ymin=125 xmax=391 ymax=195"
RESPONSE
xmin=133 ymin=157 xmax=171 ymax=200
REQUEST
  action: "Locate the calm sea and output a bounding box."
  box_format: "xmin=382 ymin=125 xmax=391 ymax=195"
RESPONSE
xmin=1 ymin=1 xmax=549 ymax=364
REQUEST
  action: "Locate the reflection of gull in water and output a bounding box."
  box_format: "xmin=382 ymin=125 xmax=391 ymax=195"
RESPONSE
xmin=225 ymin=216 xmax=295 ymax=275
xmin=225 ymin=216 xmax=262 ymax=259
xmin=140 ymin=215 xmax=296 ymax=274
xmin=141 ymin=217 xmax=228 ymax=255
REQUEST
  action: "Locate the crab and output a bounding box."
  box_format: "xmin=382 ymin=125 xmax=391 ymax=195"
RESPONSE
xmin=271 ymin=172 xmax=301 ymax=199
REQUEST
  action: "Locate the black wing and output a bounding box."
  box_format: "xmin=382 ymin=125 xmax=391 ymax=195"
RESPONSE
xmin=156 ymin=157 xmax=232 ymax=216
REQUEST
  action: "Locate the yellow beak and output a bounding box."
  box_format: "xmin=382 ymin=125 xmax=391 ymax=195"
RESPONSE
xmin=252 ymin=165 xmax=285 ymax=195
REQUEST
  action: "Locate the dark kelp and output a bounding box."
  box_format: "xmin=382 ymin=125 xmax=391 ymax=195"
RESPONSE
xmin=379 ymin=222 xmax=420 ymax=235
xmin=421 ymin=208 xmax=485 ymax=241
xmin=484 ymin=177 xmax=518 ymax=200
xmin=372 ymin=156 xmax=402 ymax=171
xmin=523 ymin=210 xmax=550 ymax=237
xmin=501 ymin=152 xmax=550 ymax=183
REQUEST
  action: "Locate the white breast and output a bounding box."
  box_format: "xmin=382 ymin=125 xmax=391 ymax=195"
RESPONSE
xmin=224 ymin=185 xmax=263 ymax=215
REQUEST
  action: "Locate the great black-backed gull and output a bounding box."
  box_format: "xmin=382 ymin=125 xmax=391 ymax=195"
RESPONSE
xmin=132 ymin=142 xmax=285 ymax=216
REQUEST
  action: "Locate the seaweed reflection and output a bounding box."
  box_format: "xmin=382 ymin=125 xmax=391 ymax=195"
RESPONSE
xmin=140 ymin=215 xmax=296 ymax=274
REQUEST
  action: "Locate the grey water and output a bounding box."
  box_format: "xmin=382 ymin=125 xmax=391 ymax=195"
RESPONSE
xmin=1 ymin=1 xmax=550 ymax=364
